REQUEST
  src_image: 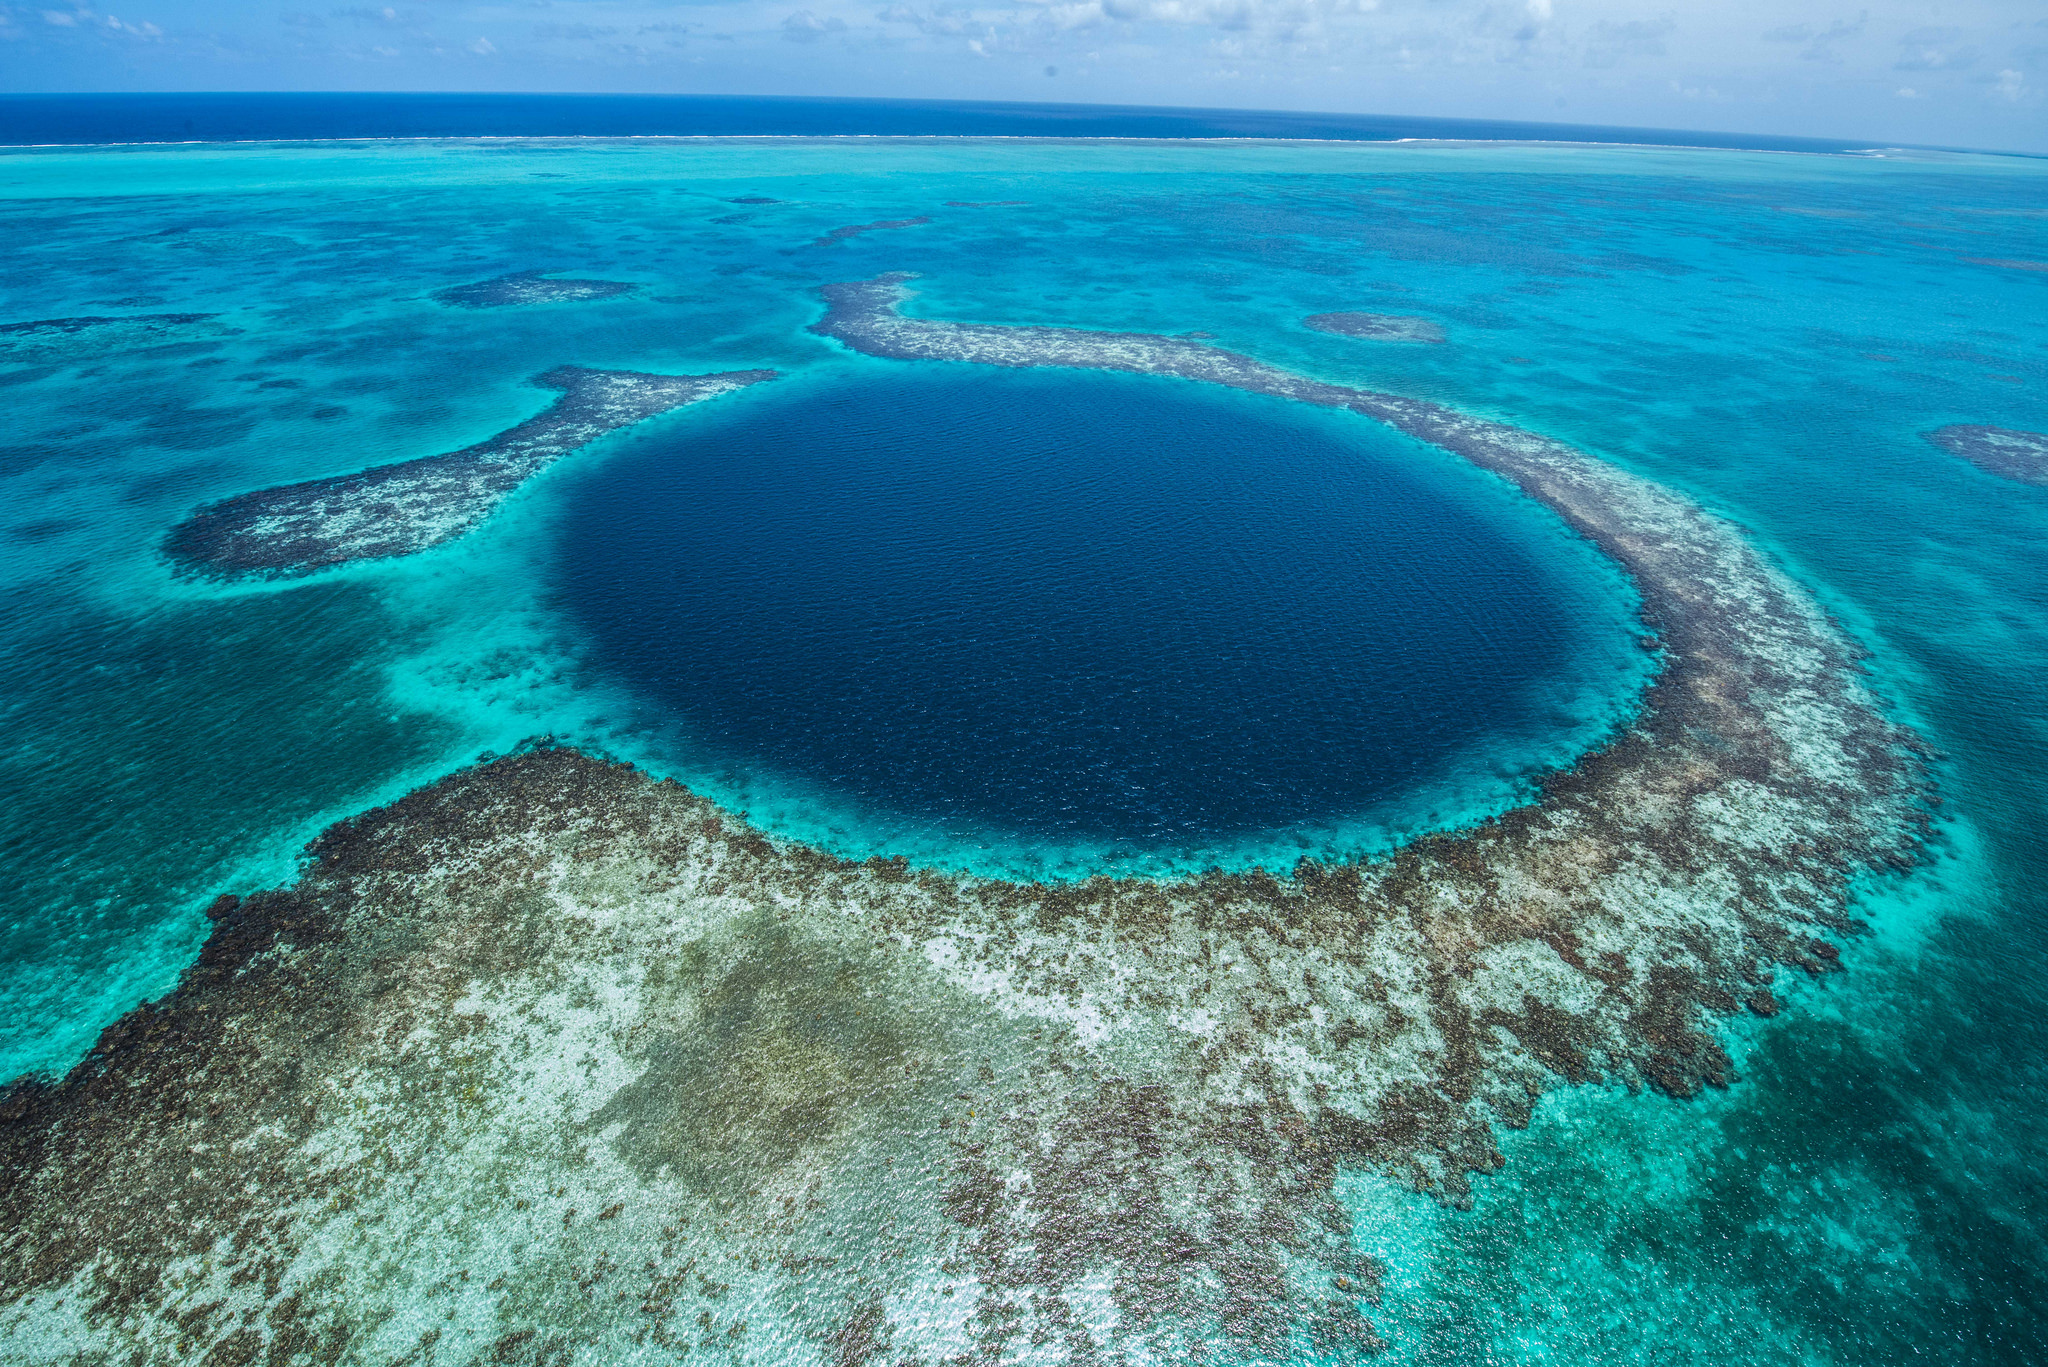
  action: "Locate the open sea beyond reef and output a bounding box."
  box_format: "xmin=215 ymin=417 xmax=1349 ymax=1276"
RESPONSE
xmin=1 ymin=98 xmax=2046 ymax=1363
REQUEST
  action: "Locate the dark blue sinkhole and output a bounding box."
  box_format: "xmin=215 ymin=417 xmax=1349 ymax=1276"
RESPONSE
xmin=548 ymin=364 xmax=1644 ymax=862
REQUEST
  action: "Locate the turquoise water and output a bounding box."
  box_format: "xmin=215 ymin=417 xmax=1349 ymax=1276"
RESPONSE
xmin=2 ymin=136 xmax=2045 ymax=1359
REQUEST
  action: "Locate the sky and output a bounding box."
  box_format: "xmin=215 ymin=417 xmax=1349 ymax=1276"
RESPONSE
xmin=1 ymin=0 xmax=2043 ymax=152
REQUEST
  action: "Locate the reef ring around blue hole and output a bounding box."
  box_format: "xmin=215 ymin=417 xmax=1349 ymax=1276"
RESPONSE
xmin=545 ymin=362 xmax=1649 ymax=866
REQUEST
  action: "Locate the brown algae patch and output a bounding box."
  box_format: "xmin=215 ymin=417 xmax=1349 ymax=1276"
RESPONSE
xmin=1 ymin=277 xmax=1930 ymax=1365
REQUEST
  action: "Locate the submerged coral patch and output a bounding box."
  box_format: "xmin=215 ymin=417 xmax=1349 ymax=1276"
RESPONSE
xmin=0 ymin=276 xmax=1930 ymax=1365
xmin=145 ymin=229 xmax=302 ymax=254
xmin=0 ymin=313 xmax=235 ymax=364
xmin=1305 ymin=312 xmax=1448 ymax=344
xmin=809 ymin=216 xmax=932 ymax=246
xmin=1925 ymin=424 xmax=2048 ymax=486
xmin=433 ymin=270 xmax=640 ymax=308
xmin=164 ymin=364 xmax=776 ymax=580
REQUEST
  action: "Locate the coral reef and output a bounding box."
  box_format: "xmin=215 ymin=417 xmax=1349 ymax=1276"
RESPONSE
xmin=1 ymin=275 xmax=1928 ymax=1365
xmin=165 ymin=365 xmax=776 ymax=580
xmin=1925 ymin=424 xmax=2048 ymax=487
xmin=810 ymin=217 xmax=932 ymax=246
xmin=0 ymin=313 xmax=235 ymax=364
xmin=1304 ymin=312 xmax=1447 ymax=344
xmin=434 ymin=271 xmax=639 ymax=308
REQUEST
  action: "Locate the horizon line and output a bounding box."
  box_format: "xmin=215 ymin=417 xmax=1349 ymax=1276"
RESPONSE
xmin=1 ymin=90 xmax=2030 ymax=160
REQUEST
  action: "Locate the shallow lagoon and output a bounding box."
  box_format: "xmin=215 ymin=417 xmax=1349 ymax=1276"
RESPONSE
xmin=1 ymin=135 xmax=2045 ymax=1363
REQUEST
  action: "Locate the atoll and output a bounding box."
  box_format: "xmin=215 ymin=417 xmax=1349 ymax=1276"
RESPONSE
xmin=2 ymin=275 xmax=1927 ymax=1365
xmin=164 ymin=364 xmax=776 ymax=580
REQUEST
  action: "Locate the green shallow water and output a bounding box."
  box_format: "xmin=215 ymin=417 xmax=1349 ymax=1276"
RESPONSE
xmin=1 ymin=136 xmax=2045 ymax=1362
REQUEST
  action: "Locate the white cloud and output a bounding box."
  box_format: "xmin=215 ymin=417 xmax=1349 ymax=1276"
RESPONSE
xmin=38 ymin=7 xmax=157 ymax=36
xmin=782 ymin=9 xmax=846 ymax=41
xmin=6 ymin=0 xmax=2045 ymax=152
xmin=1761 ymin=11 xmax=1865 ymax=62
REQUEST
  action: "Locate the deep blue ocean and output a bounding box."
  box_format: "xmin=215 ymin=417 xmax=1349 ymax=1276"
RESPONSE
xmin=1 ymin=95 xmax=2045 ymax=1362
xmin=553 ymin=363 xmax=1643 ymax=865
xmin=0 ymin=91 xmax=1901 ymax=153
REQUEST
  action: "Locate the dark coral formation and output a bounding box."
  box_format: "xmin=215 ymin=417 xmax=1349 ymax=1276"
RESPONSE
xmin=1925 ymin=424 xmax=2048 ymax=487
xmin=164 ymin=364 xmax=776 ymax=580
xmin=433 ymin=270 xmax=639 ymax=308
xmin=1 ymin=277 xmax=1929 ymax=1365
xmin=810 ymin=216 xmax=932 ymax=246
xmin=0 ymin=312 xmax=234 ymax=364
xmin=1961 ymin=257 xmax=2048 ymax=273
xmin=1305 ymin=312 xmax=1447 ymax=344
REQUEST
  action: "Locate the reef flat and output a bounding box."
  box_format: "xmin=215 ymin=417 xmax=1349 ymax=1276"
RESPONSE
xmin=0 ymin=313 xmax=235 ymax=364
xmin=1305 ymin=312 xmax=1447 ymax=344
xmin=164 ymin=365 xmax=775 ymax=581
xmin=434 ymin=272 xmax=639 ymax=308
xmin=1925 ymin=424 xmax=2048 ymax=486
xmin=0 ymin=278 xmax=1927 ymax=1366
